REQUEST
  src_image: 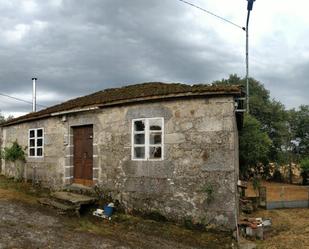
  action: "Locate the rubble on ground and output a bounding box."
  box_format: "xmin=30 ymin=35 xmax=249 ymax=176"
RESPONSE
xmin=238 ymin=217 xmax=272 ymax=240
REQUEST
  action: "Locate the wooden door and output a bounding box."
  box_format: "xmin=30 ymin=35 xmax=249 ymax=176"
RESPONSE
xmin=73 ymin=125 xmax=93 ymax=186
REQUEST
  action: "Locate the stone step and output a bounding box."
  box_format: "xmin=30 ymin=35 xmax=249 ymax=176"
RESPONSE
xmin=51 ymin=191 xmax=97 ymax=206
xmin=38 ymin=198 xmax=76 ymax=214
xmin=64 ymin=184 xmax=96 ymax=197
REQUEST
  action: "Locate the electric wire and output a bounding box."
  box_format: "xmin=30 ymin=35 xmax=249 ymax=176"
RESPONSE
xmin=177 ymin=0 xmax=245 ymax=31
xmin=0 ymin=92 xmax=47 ymax=108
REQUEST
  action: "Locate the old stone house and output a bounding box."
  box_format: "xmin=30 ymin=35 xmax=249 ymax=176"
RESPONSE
xmin=0 ymin=82 xmax=243 ymax=229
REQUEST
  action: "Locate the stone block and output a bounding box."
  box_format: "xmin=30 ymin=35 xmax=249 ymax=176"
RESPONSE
xmin=123 ymin=160 xmax=174 ymax=178
xmin=64 ymin=167 xmax=73 ymax=178
xmin=124 ymin=177 xmax=172 ymax=194
xmin=64 ymin=157 xmax=72 ymax=167
xmin=180 ymin=121 xmax=193 ymax=131
xmin=202 ymin=149 xmax=235 ymax=171
xmin=165 ymin=133 xmax=186 ymax=144
xmin=93 ymin=168 xmax=99 ymax=179
xmin=126 ymin=105 xmax=172 ymax=121
xmin=195 ymin=117 xmax=224 ymax=132
xmin=93 ymin=157 xmax=99 ymax=169
xmin=64 ymin=146 xmax=73 ymax=156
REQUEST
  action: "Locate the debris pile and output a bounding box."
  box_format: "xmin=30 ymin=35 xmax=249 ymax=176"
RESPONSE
xmin=238 ymin=217 xmax=272 ymax=240
xmin=93 ymin=202 xmax=114 ymax=219
xmin=240 ymin=198 xmax=254 ymax=214
xmin=238 ymin=180 xmax=255 ymax=214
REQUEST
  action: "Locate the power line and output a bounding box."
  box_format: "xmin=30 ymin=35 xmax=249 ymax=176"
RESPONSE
xmin=177 ymin=0 xmax=245 ymax=31
xmin=0 ymin=92 xmax=47 ymax=108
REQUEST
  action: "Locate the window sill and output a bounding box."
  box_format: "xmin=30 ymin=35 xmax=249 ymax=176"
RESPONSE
xmin=27 ymin=156 xmax=45 ymax=162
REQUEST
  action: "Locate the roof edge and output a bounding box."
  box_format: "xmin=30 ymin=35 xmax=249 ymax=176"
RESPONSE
xmin=1 ymin=83 xmax=244 ymax=127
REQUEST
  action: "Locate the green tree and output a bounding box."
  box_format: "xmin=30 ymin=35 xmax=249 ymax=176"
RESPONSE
xmin=214 ymin=75 xmax=289 ymax=161
xmin=239 ymin=114 xmax=272 ymax=178
xmin=0 ymin=113 xmax=5 ymax=124
xmin=214 ymin=74 xmax=308 ymax=181
xmin=300 ymin=157 xmax=309 ymax=185
xmin=289 ymin=105 xmax=309 ymax=156
xmin=0 ymin=112 xmax=14 ymax=124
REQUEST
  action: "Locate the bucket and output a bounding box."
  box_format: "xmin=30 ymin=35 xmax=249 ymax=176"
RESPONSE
xmin=104 ymin=205 xmax=113 ymax=217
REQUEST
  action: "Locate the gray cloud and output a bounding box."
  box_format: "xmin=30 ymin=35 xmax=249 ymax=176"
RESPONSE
xmin=0 ymin=0 xmax=307 ymax=116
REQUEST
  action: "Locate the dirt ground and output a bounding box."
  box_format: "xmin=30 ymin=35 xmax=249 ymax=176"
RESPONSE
xmin=0 ymin=176 xmax=234 ymax=249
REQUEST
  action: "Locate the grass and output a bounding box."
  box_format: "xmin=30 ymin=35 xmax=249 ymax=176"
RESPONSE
xmin=0 ymin=174 xmax=49 ymax=195
xmin=245 ymin=209 xmax=309 ymax=249
xmin=64 ymin=212 xmax=234 ymax=248
xmin=0 ymin=175 xmax=46 ymax=204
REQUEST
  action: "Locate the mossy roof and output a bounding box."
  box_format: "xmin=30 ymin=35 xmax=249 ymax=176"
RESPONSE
xmin=1 ymin=82 xmax=243 ymax=126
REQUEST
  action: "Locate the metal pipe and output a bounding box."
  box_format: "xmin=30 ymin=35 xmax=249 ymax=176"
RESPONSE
xmin=32 ymin=77 xmax=37 ymax=112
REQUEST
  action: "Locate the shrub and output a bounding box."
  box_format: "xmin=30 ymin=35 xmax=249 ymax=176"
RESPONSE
xmin=1 ymin=141 xmax=26 ymax=180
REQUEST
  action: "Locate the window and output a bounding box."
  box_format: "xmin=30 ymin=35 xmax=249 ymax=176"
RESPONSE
xmin=28 ymin=128 xmax=44 ymax=157
xmin=132 ymin=118 xmax=164 ymax=160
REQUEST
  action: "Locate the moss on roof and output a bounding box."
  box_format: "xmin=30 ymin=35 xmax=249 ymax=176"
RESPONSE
xmin=2 ymin=82 xmax=243 ymax=126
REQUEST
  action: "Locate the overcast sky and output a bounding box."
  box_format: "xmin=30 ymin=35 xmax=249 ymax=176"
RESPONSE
xmin=0 ymin=0 xmax=308 ymax=117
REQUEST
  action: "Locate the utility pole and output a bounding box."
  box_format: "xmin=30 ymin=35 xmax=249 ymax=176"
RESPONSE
xmin=246 ymin=0 xmax=256 ymax=113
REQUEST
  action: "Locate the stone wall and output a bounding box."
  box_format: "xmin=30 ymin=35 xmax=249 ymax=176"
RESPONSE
xmin=1 ymin=96 xmax=239 ymax=229
xmin=1 ymin=117 xmax=66 ymax=188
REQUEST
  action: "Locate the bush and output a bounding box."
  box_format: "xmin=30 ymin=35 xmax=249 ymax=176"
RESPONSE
xmin=2 ymin=140 xmax=26 ymax=162
xmin=300 ymin=158 xmax=309 ymax=185
xmin=1 ymin=141 xmax=26 ymax=181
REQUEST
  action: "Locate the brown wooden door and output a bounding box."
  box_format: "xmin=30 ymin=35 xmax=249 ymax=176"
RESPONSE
xmin=73 ymin=125 xmax=93 ymax=186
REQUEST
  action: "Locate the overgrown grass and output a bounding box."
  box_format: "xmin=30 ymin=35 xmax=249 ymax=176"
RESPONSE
xmin=64 ymin=212 xmax=234 ymax=248
xmin=247 ymin=209 xmax=309 ymax=249
xmin=0 ymin=174 xmax=49 ymax=204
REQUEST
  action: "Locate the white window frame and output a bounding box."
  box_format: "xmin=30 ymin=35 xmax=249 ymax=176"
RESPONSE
xmin=28 ymin=128 xmax=44 ymax=158
xmin=131 ymin=117 xmax=164 ymax=161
